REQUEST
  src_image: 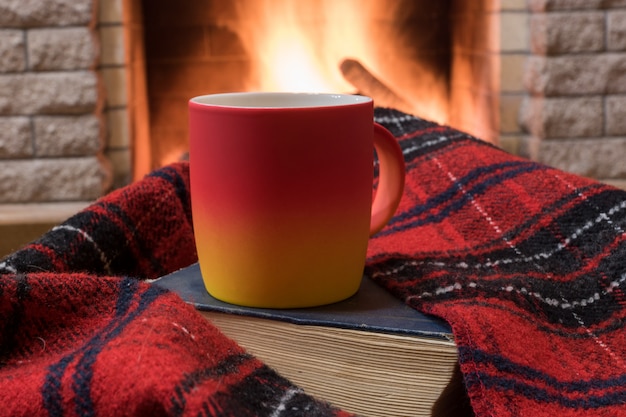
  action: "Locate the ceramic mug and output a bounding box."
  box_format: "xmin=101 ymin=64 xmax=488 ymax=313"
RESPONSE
xmin=189 ymin=92 xmax=405 ymax=308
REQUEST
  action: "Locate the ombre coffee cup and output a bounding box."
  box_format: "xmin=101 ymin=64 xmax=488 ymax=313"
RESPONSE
xmin=189 ymin=92 xmax=405 ymax=308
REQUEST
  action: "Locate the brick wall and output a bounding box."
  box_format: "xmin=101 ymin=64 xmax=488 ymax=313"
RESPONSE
xmin=0 ymin=0 xmax=111 ymax=204
xmin=521 ymin=0 xmax=626 ymax=188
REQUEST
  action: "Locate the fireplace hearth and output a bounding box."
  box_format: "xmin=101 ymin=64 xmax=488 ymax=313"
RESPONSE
xmin=132 ymin=0 xmax=459 ymax=175
xmin=124 ymin=0 xmax=626 ymax=187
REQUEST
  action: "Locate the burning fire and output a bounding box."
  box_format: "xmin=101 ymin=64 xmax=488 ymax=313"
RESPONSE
xmin=226 ymin=0 xmax=374 ymax=93
xmin=132 ymin=0 xmax=459 ymax=181
xmin=220 ymin=0 xmax=449 ymax=124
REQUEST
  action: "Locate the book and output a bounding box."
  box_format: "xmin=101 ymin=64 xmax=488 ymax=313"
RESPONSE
xmin=155 ymin=263 xmax=458 ymax=417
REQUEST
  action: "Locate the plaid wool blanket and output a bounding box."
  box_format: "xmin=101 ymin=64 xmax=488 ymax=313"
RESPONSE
xmin=1 ymin=109 xmax=625 ymax=416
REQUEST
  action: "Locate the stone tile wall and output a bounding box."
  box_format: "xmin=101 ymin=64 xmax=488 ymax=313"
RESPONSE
xmin=521 ymin=0 xmax=626 ymax=188
xmin=0 ymin=0 xmax=111 ymax=204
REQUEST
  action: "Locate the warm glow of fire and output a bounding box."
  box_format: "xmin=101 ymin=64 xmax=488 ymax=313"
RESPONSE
xmin=226 ymin=0 xmax=378 ymax=93
xmin=129 ymin=0 xmax=501 ymax=180
xmin=261 ymin=35 xmax=339 ymax=92
xmin=221 ymin=0 xmax=450 ymax=125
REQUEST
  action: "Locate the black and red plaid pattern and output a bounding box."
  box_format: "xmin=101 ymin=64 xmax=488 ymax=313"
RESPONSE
xmin=368 ymin=109 xmax=626 ymax=416
xmin=1 ymin=109 xmax=625 ymax=416
xmin=0 ymin=164 xmax=352 ymax=417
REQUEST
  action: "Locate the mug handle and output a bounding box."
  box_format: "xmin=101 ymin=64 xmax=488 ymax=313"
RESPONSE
xmin=370 ymin=123 xmax=405 ymax=235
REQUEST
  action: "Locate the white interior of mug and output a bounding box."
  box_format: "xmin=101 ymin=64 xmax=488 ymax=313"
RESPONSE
xmin=190 ymin=92 xmax=372 ymax=108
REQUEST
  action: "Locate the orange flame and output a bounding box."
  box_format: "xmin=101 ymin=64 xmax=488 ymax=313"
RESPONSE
xmin=219 ymin=0 xmax=450 ymax=124
xmin=224 ymin=0 xmax=380 ymax=93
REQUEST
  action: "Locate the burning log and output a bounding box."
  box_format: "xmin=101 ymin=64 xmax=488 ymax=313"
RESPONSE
xmin=339 ymin=58 xmax=414 ymax=114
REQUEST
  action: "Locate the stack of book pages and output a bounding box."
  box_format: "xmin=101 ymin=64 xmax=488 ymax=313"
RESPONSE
xmin=157 ymin=263 xmax=458 ymax=417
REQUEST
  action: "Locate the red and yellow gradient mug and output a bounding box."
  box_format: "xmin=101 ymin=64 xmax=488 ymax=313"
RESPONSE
xmin=189 ymin=92 xmax=405 ymax=308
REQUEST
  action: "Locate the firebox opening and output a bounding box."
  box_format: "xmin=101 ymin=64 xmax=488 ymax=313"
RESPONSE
xmin=126 ymin=0 xmax=499 ymax=180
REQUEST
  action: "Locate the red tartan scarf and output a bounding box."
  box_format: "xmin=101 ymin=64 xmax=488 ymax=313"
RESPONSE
xmin=0 ymin=167 xmax=352 ymax=416
xmin=1 ymin=109 xmax=626 ymax=416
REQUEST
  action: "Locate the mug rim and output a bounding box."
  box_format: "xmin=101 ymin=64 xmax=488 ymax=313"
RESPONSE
xmin=189 ymin=92 xmax=372 ymax=109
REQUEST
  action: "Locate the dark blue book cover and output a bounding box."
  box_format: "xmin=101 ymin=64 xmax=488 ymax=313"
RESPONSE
xmin=155 ymin=263 xmax=452 ymax=340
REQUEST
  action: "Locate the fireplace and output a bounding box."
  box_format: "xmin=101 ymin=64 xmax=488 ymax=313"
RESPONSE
xmin=1 ymin=0 xmax=626 ymax=250
xmin=116 ymin=0 xmax=624 ymax=188
xmin=128 ymin=0 xmax=462 ymax=177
